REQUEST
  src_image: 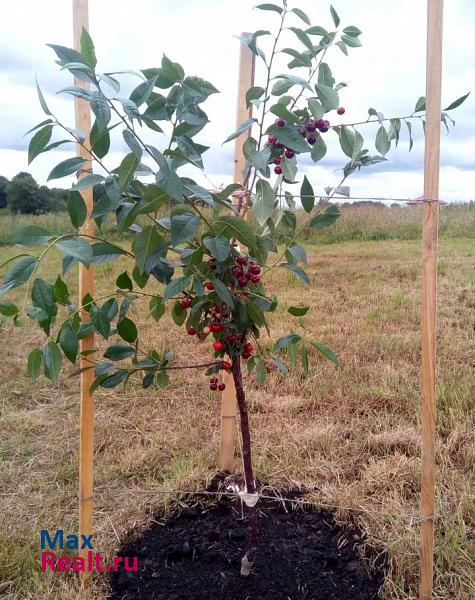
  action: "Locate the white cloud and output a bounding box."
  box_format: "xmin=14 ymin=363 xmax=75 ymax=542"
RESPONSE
xmin=0 ymin=0 xmax=473 ymax=201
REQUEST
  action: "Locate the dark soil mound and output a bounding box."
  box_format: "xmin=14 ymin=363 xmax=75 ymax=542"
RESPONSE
xmin=109 ymin=485 xmax=385 ymax=600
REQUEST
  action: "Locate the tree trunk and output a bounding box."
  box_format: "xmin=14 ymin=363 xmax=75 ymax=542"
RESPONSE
xmin=231 ymin=355 xmax=258 ymax=576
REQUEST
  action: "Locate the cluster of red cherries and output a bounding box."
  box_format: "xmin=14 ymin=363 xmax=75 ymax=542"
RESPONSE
xmin=179 ymin=253 xmax=260 ymax=392
xmin=268 ymin=107 xmax=345 ymax=174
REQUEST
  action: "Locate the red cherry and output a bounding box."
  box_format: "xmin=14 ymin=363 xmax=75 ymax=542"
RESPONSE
xmin=213 ymin=341 xmax=223 ymax=352
xmin=242 ymin=351 xmax=251 ymax=360
xmin=274 ymin=166 xmax=283 ymax=175
xmin=306 ymin=122 xmax=317 ymax=132
xmin=222 ymin=361 xmax=231 ymax=371
xmin=210 ymin=383 xmax=218 ymax=391
xmin=218 ymin=383 xmax=226 ymax=391
xmin=251 ymin=275 xmax=260 ymax=284
xmin=238 ymin=276 xmax=248 ymax=288
xmin=273 ymin=156 xmax=282 ymax=165
xmin=268 ymin=135 xmax=277 ymax=144
xmin=307 ymin=135 xmax=317 ymax=145
xmin=298 ymin=126 xmax=307 ymax=136
xmin=179 ymin=298 xmax=192 ymax=309
xmin=337 ymin=107 xmax=345 ymax=115
xmin=276 ymin=118 xmax=285 ymax=127
xmin=205 ymin=281 xmax=214 ymax=291
xmin=209 ymin=323 xmax=223 ymax=333
xmin=237 ymin=256 xmax=247 ymax=265
xmin=285 ymin=149 xmax=295 ymax=159
xmin=210 ymin=376 xmax=218 ymax=383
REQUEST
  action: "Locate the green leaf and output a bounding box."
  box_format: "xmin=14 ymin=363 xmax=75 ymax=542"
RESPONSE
xmin=255 ymin=357 xmax=267 ymax=385
xmin=285 ymin=244 xmax=307 ymax=264
xmin=71 ymin=174 xmax=105 ymax=191
xmin=243 ymin=137 xmax=271 ymax=172
xmin=288 ymin=306 xmax=309 ymax=316
xmin=47 ymin=157 xmax=86 ymax=181
xmin=274 ymin=333 xmax=302 ymax=351
xmin=406 ymin=120 xmax=414 ymax=151
xmin=343 ymin=26 xmax=362 ymax=37
xmin=269 ymin=103 xmax=300 ymax=123
xmin=43 ymin=341 xmax=62 ymax=381
xmin=311 ymin=133 xmax=327 ymax=162
xmin=53 ymin=276 xmax=69 ymax=304
xmin=163 ymin=276 xmax=192 ymax=301
xmin=253 ymin=179 xmax=275 ymax=226
xmin=318 ymin=63 xmax=335 ymax=88
xmin=0 ymin=302 xmax=18 ymax=316
xmin=266 ymin=123 xmax=310 ymax=153
xmin=255 ymin=3 xmax=283 ymax=14
xmin=116 ymin=272 xmax=133 ymax=291
xmin=27 ymin=348 xmax=43 ymax=380
xmin=59 ymin=324 xmax=79 ymax=363
xmin=171 ymin=301 xmax=187 ymax=326
xmin=330 ymin=5 xmax=340 ymax=27
xmin=300 ymin=176 xmax=314 ymax=213
xmin=2 ymin=256 xmax=37 ymax=294
xmin=122 ymin=130 xmax=143 ymax=158
xmin=90 ymin=120 xmax=111 ymax=158
xmin=56 ymin=238 xmax=93 ymax=267
xmin=291 ymin=7 xmax=311 ymax=25
xmin=117 ymin=317 xmax=138 ymax=343
xmin=336 ymin=41 xmax=348 ymax=55
xmin=10 ymin=225 xmax=52 ymax=246
xmin=211 ymin=278 xmax=235 ymax=309
xmin=414 ymin=96 xmax=426 ymax=113
xmin=288 ymin=27 xmax=314 ymax=51
xmin=67 ymin=191 xmax=88 ymax=229
xmin=36 ymin=79 xmax=52 ymax=115
xmin=156 ymin=370 xmax=169 ymax=388
xmin=149 ymin=296 xmax=165 ymax=321
xmin=91 ymin=307 xmax=110 ymax=339
xmin=170 ymin=213 xmax=200 ymax=246
xmin=246 ymin=86 xmax=265 ymax=108
xmin=444 ymin=92 xmax=470 ymax=111
xmin=80 ymin=27 xmax=96 ymax=68
xmin=310 ymin=341 xmax=339 ymax=366
xmin=223 ymin=118 xmax=256 ymax=144
xmin=90 ymin=92 xmax=111 ymax=129
xmin=104 ymin=344 xmax=135 ymax=361
xmin=130 ymin=75 xmax=158 ymax=107
xmin=309 ymin=205 xmax=341 ymax=230
xmin=281 ymin=262 xmax=310 ymax=284
xmin=271 ymin=79 xmax=293 ymax=96
xmin=306 ymin=26 xmax=329 ymax=36
xmin=213 ymin=215 xmax=257 ymax=249
xmin=203 ymin=236 xmax=230 ymax=262
xmin=32 ymin=279 xmax=56 ymax=319
xmin=92 ymin=241 xmax=127 ymax=263
xmin=28 ymin=125 xmax=52 ymax=164
xmin=134 ymin=225 xmax=167 ymax=273
xmin=117 ymin=152 xmax=140 ymax=190
xmin=341 ymin=34 xmax=362 ymax=48
xmin=161 ymin=55 xmax=185 ymax=82
xmin=315 ymin=83 xmax=339 ymax=111
xmin=375 ymin=125 xmax=391 ymax=155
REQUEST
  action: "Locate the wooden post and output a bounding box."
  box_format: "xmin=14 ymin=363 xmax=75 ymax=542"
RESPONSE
xmin=73 ymin=0 xmax=95 ymax=583
xmin=218 ymin=33 xmax=255 ymax=471
xmin=420 ymin=1 xmax=443 ymax=598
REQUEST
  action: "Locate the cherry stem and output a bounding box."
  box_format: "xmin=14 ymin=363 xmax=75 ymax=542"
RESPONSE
xmin=231 ymin=354 xmax=258 ymax=575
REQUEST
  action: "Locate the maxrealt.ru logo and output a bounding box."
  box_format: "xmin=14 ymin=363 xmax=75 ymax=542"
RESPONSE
xmin=40 ymin=530 xmax=138 ymax=573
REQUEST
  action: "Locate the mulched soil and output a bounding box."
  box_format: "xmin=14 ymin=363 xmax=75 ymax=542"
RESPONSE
xmin=109 ymin=479 xmax=385 ymax=600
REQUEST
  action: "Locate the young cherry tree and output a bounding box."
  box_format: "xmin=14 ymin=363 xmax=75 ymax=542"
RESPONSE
xmin=0 ymin=0 xmax=466 ymax=577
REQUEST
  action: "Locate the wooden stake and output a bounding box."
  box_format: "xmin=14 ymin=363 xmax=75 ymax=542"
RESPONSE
xmin=219 ymin=33 xmax=255 ymax=471
xmin=420 ymin=1 xmax=443 ymax=598
xmin=73 ymin=0 xmax=95 ymax=583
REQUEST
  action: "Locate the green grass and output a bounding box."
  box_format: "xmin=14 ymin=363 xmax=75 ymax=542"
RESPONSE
xmin=0 ymin=234 xmax=473 ymax=599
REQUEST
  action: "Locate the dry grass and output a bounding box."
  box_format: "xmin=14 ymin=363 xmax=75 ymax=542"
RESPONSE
xmin=0 ymin=238 xmax=474 ymax=599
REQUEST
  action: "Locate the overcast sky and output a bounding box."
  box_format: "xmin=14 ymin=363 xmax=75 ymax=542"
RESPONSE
xmin=0 ymin=0 xmax=473 ymax=202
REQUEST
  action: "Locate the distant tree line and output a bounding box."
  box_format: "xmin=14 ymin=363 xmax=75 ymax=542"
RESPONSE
xmin=0 ymin=172 xmax=71 ymax=214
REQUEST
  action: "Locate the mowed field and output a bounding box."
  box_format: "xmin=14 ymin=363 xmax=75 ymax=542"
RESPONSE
xmin=0 ymin=208 xmax=474 ymax=599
